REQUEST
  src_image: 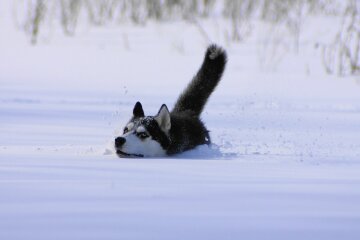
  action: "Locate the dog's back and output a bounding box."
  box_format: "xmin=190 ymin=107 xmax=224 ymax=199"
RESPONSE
xmin=167 ymin=45 xmax=227 ymax=154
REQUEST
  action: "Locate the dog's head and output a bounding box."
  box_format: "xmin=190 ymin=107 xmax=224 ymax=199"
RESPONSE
xmin=115 ymin=102 xmax=171 ymax=158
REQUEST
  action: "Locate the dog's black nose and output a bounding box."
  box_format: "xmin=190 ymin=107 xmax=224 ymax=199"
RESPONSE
xmin=115 ymin=137 xmax=126 ymax=147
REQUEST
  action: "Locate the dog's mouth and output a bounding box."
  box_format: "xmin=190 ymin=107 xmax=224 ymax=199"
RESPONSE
xmin=116 ymin=150 xmax=144 ymax=158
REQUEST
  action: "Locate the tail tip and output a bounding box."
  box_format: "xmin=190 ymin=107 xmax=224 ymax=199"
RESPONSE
xmin=206 ymin=44 xmax=227 ymax=61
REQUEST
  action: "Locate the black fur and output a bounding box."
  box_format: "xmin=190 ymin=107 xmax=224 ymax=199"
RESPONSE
xmin=141 ymin=117 xmax=170 ymax=150
xmin=172 ymin=44 xmax=227 ymax=117
xmin=133 ymin=101 xmax=145 ymax=118
xmin=163 ymin=44 xmax=226 ymax=154
xmin=166 ymin=112 xmax=210 ymax=155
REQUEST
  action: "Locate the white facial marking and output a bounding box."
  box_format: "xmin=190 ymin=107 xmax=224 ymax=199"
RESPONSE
xmin=126 ymin=122 xmax=135 ymax=131
xmin=136 ymin=126 xmax=146 ymax=133
xmin=119 ymin=132 xmax=166 ymax=157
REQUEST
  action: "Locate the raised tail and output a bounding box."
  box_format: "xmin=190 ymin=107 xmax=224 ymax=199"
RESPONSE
xmin=172 ymin=44 xmax=227 ymax=116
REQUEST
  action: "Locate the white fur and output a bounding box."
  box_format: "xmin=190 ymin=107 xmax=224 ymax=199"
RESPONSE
xmin=154 ymin=105 xmax=171 ymax=133
xmin=118 ymin=131 xmax=166 ymax=157
xmin=126 ymin=122 xmax=135 ymax=131
xmin=136 ymin=126 xmax=146 ymax=133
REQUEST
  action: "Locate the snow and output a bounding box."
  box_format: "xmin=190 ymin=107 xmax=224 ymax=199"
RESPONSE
xmin=1 ymin=1 xmax=360 ymax=239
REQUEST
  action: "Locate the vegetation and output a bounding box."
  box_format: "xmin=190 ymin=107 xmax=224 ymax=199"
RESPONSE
xmin=13 ymin=0 xmax=360 ymax=76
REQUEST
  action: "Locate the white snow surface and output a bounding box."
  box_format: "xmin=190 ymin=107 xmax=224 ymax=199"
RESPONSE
xmin=1 ymin=2 xmax=360 ymax=239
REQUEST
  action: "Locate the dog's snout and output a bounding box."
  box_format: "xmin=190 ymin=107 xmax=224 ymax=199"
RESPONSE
xmin=115 ymin=137 xmax=126 ymax=147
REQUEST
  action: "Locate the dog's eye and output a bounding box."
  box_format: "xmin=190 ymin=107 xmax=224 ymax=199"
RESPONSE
xmin=137 ymin=132 xmax=149 ymax=139
xmin=123 ymin=127 xmax=129 ymax=134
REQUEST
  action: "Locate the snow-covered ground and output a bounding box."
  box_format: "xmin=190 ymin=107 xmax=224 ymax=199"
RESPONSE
xmin=1 ymin=1 xmax=360 ymax=239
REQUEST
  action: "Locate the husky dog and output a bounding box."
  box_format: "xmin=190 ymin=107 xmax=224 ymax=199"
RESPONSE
xmin=115 ymin=44 xmax=227 ymax=157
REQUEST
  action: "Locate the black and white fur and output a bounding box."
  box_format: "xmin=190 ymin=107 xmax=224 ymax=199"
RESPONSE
xmin=115 ymin=44 xmax=227 ymax=157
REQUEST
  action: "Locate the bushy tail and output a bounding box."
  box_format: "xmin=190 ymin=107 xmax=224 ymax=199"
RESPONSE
xmin=172 ymin=44 xmax=227 ymax=116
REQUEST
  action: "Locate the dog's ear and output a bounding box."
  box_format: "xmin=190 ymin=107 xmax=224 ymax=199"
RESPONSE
xmin=133 ymin=101 xmax=145 ymax=118
xmin=154 ymin=104 xmax=171 ymax=132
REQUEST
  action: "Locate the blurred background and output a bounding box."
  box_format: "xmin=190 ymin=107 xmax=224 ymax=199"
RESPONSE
xmin=0 ymin=0 xmax=359 ymax=99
